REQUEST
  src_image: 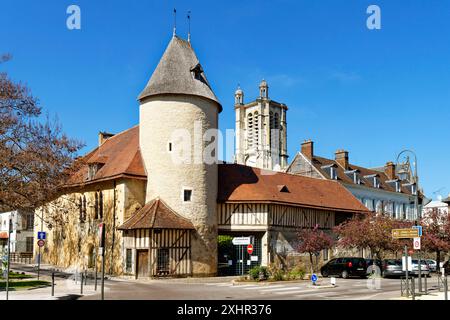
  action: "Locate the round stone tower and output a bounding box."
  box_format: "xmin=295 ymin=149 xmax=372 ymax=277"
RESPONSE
xmin=138 ymin=35 xmax=222 ymax=276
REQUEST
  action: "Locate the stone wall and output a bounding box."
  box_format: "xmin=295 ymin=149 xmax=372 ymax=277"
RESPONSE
xmin=34 ymin=178 xmax=145 ymax=275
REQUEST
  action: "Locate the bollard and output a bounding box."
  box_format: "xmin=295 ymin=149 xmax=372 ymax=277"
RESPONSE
xmin=424 ymin=274 xmax=427 ymax=294
xmin=51 ymin=272 xmax=55 ymax=296
xmin=84 ymin=270 xmax=88 ymax=285
xmin=445 ymin=276 xmax=448 ymax=301
xmin=80 ymin=273 xmax=84 ymax=295
xmin=94 ymin=267 xmax=98 ymax=291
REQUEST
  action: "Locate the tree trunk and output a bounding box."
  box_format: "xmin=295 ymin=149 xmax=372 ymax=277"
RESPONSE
xmin=436 ymin=250 xmax=441 ymax=273
xmin=309 ymin=253 xmax=314 ymax=274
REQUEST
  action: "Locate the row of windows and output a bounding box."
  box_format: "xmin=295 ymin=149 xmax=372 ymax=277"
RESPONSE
xmin=358 ymin=197 xmax=417 ymax=219
xmin=78 ymin=191 xmax=103 ymax=222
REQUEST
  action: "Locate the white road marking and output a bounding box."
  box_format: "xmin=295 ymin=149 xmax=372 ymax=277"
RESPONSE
xmin=243 ymin=285 xmax=284 ymax=290
xmin=273 ymin=289 xmax=317 ymax=295
xmin=259 ymin=286 xmax=303 ymax=292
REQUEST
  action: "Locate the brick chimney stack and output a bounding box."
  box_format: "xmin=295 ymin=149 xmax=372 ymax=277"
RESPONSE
xmin=98 ymin=132 xmax=115 ymax=146
xmin=335 ymin=150 xmax=349 ymax=170
xmin=385 ymin=161 xmax=396 ymax=180
xmin=301 ymin=140 xmax=314 ymax=160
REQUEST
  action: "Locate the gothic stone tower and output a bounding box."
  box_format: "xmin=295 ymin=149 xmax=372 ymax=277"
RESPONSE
xmin=234 ymin=80 xmax=288 ymax=171
xmin=138 ymin=35 xmax=222 ymax=276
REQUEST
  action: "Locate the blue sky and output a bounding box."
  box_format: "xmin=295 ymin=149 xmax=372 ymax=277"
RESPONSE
xmin=1 ymin=0 xmax=449 ymax=199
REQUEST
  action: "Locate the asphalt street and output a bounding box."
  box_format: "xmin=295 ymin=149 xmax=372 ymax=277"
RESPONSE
xmin=80 ymin=276 xmax=442 ymax=300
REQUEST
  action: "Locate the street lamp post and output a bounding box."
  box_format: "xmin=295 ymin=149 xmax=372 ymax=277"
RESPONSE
xmin=396 ymin=149 xmax=421 ymax=292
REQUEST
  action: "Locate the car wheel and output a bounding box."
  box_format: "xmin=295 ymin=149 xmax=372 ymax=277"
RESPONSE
xmin=321 ymin=270 xmax=329 ymax=278
xmin=341 ymin=270 xmax=349 ymax=279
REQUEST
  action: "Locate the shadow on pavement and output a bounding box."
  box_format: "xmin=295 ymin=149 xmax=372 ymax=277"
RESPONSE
xmin=57 ymin=294 xmax=82 ymax=300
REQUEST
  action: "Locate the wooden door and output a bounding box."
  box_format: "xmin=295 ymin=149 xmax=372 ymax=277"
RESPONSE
xmin=137 ymin=250 xmax=149 ymax=278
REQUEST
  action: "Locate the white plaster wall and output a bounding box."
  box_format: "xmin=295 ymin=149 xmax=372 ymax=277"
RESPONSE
xmin=140 ymin=95 xmax=219 ymax=275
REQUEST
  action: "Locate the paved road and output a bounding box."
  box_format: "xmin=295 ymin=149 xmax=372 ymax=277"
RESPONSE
xmin=80 ymin=276 xmax=443 ymax=300
xmin=8 ymin=263 xmax=443 ymax=300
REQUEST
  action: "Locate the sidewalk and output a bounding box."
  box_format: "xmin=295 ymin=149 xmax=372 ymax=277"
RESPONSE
xmin=0 ymin=262 xmax=103 ymax=300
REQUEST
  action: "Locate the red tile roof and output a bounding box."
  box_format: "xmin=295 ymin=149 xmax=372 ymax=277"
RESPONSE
xmin=67 ymin=126 xmax=369 ymax=215
xmin=67 ymin=125 xmax=146 ymax=186
xmin=218 ymin=164 xmax=369 ymax=214
xmin=117 ymin=198 xmax=195 ymax=230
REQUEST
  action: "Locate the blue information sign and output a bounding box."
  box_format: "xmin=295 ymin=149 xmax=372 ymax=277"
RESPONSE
xmin=412 ymin=226 xmax=422 ymax=237
xmin=37 ymin=231 xmax=46 ymax=240
xmin=311 ymin=274 xmax=318 ymax=283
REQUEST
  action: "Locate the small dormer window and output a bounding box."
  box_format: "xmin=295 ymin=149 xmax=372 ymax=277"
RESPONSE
xmin=345 ymin=169 xmax=361 ymax=185
xmin=411 ymin=184 xmax=417 ymax=195
xmin=322 ymin=164 xmax=338 ymax=180
xmin=395 ymin=181 xmax=401 ymax=193
xmin=190 ymin=63 xmax=205 ymax=83
xmin=330 ymin=167 xmax=337 ymax=180
xmin=373 ymin=177 xmax=380 ymax=188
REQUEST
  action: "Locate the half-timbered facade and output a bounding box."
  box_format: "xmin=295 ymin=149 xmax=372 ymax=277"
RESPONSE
xmin=118 ymin=198 xmax=194 ymax=278
xmin=217 ymin=164 xmax=367 ymax=275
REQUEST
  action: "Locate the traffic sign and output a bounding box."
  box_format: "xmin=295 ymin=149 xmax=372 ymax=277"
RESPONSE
xmin=412 ymin=226 xmax=422 ymax=237
xmin=37 ymin=240 xmax=45 ymax=247
xmin=402 ymin=256 xmax=413 ymax=272
xmin=232 ymin=237 xmax=251 ymax=245
xmin=413 ymin=237 xmax=421 ymax=250
xmin=37 ymin=231 xmax=46 ymax=240
xmin=247 ymin=244 xmax=254 ymax=255
xmin=311 ymin=274 xmax=318 ymax=283
xmin=392 ymin=228 xmax=419 ymax=239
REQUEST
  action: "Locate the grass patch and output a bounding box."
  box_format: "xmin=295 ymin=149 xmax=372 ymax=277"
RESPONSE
xmin=0 ymin=280 xmax=50 ymax=290
xmin=0 ymin=272 xmax=33 ymax=280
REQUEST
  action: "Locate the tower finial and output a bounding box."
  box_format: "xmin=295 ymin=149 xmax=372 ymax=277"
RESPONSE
xmin=187 ymin=11 xmax=191 ymax=43
xmin=173 ymin=8 xmax=177 ymax=36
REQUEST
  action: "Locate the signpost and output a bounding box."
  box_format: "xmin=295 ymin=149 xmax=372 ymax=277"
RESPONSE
xmin=311 ymin=273 xmax=318 ymax=286
xmin=37 ymin=231 xmax=46 ymax=240
xmin=413 ymin=238 xmax=421 ymax=250
xmin=232 ymin=237 xmax=252 ymax=276
xmin=232 ymin=237 xmax=251 ymax=245
xmin=392 ymin=228 xmax=419 ymax=239
xmin=99 ymin=222 xmax=106 ymax=300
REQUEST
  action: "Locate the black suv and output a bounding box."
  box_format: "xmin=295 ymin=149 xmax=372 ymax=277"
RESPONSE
xmin=321 ymin=257 xmax=367 ymax=279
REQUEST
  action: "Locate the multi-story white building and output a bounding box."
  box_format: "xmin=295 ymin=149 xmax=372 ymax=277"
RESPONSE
xmin=287 ymin=140 xmax=424 ymax=221
xmin=0 ymin=210 xmax=34 ymax=255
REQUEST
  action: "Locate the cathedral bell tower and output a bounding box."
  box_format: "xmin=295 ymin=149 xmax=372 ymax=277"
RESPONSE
xmin=234 ymin=80 xmax=288 ymax=171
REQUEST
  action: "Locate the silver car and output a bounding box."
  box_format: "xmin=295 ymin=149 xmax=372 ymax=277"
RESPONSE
xmin=425 ymin=259 xmax=437 ymax=272
xmin=411 ymin=259 xmax=430 ymax=277
xmin=382 ymin=259 xmax=405 ymax=278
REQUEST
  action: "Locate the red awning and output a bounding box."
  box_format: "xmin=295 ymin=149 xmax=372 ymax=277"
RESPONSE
xmin=0 ymin=231 xmax=9 ymax=239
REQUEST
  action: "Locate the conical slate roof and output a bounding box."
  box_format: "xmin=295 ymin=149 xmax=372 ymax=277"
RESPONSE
xmin=138 ymin=36 xmax=222 ymax=112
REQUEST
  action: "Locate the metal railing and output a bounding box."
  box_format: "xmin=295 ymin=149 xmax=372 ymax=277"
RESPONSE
xmin=9 ymin=252 xmax=33 ymax=264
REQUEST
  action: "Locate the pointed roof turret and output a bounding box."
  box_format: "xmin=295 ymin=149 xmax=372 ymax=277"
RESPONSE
xmin=138 ymin=36 xmax=222 ymax=112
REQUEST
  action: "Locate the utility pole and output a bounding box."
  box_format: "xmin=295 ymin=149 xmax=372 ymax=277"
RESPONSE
xmin=99 ymin=222 xmax=106 ymax=300
xmin=5 ymin=214 xmax=12 ymax=300
xmin=396 ymin=150 xmax=421 ymax=293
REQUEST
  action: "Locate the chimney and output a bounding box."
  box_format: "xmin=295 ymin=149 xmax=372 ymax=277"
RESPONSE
xmin=385 ymin=161 xmax=396 ymax=180
xmin=301 ymin=140 xmax=314 ymax=159
xmin=98 ymin=132 xmax=115 ymax=146
xmin=335 ymin=150 xmax=349 ymax=170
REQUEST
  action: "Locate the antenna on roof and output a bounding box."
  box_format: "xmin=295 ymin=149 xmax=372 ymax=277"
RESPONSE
xmin=187 ymin=11 xmax=191 ymax=43
xmin=173 ymin=8 xmax=177 ymax=37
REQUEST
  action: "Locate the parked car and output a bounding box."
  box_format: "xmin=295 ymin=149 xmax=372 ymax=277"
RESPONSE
xmin=382 ymin=259 xmax=405 ymax=278
xmin=411 ymin=259 xmax=430 ymax=277
xmin=320 ymin=257 xmax=367 ymax=279
xmin=425 ymin=259 xmax=437 ymax=272
xmin=365 ymin=259 xmax=383 ymax=274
